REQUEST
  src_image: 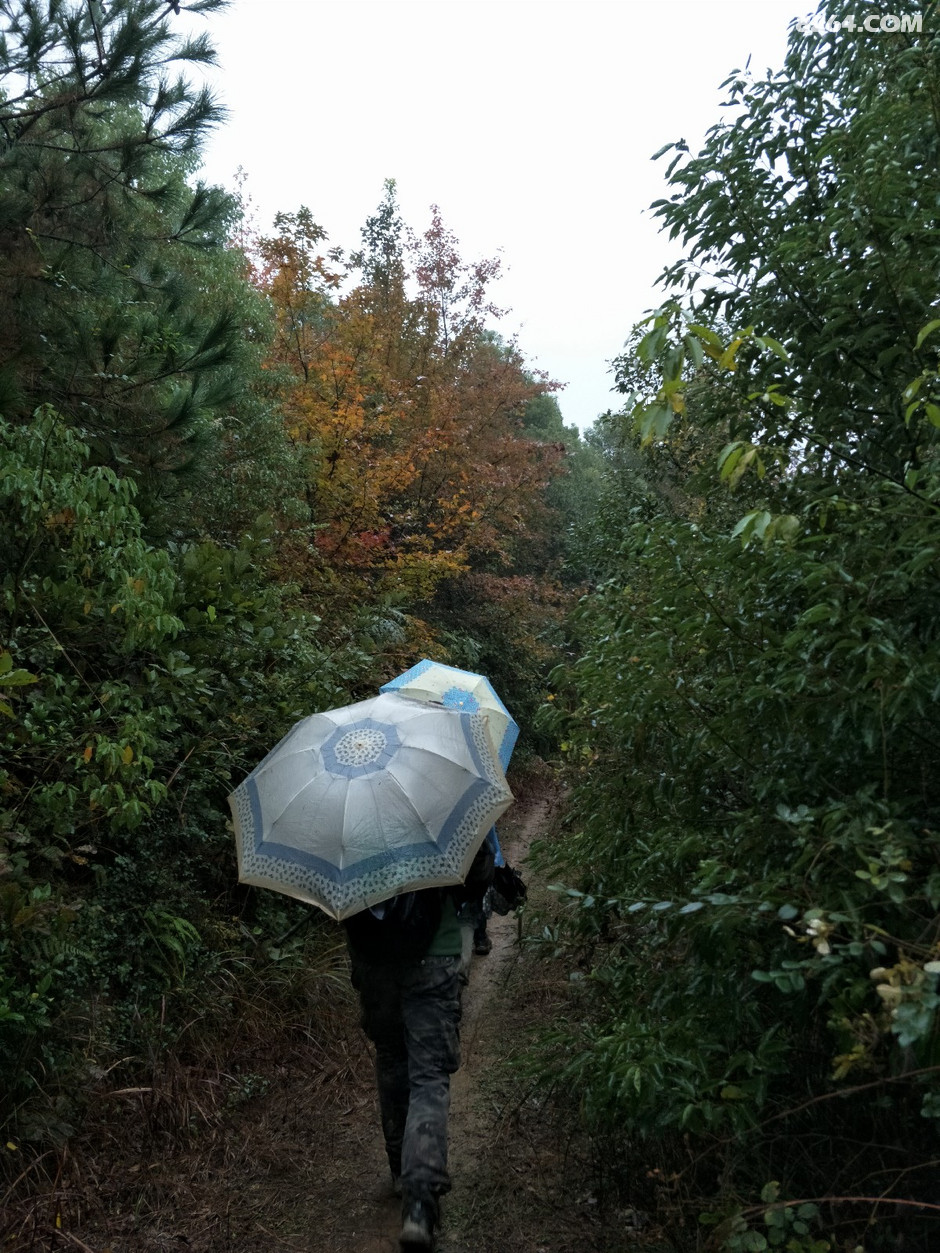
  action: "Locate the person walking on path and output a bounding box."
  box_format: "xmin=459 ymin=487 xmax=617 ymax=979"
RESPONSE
xmin=344 ymin=840 xmax=495 ymax=1249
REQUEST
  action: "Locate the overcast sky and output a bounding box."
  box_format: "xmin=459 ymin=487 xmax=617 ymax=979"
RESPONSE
xmin=189 ymin=0 xmax=813 ymax=430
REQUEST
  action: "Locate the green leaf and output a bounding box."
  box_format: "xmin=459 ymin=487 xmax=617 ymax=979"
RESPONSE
xmin=720 ymin=1084 xmax=748 ymax=1099
xmin=731 ymin=510 xmax=772 ymax=545
xmin=0 ymin=669 xmax=38 ymax=688
xmin=688 ymin=323 xmax=724 ymax=348
xmin=798 ymin=603 xmax=835 ymax=625
xmin=638 ymin=402 xmax=673 ymax=444
xmin=0 ymin=652 xmax=38 ymax=692
xmin=718 ymin=441 xmax=746 ymax=480
xmin=915 ymin=318 xmax=940 ymax=349
xmin=718 ymin=336 xmax=745 ymax=371
xmin=754 ymin=334 xmax=790 ymax=361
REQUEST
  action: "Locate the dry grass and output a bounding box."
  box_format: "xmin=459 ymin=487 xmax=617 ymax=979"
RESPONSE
xmin=1 ymin=933 xmax=363 ymax=1253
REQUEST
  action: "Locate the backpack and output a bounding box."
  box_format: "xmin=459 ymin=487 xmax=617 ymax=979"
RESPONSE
xmin=343 ymin=841 xmax=496 ymax=964
xmin=343 ymin=886 xmax=444 ymax=964
xmin=490 ymin=863 xmax=527 ymax=915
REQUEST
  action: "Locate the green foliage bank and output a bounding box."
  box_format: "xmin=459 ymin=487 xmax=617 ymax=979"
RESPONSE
xmin=541 ymin=5 xmax=940 ymax=1249
xmin=0 ymin=6 xmax=582 ymax=1228
xmin=0 ymin=0 xmax=376 ymax=1195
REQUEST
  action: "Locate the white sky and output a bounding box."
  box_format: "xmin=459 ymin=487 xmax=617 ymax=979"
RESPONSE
xmin=188 ymin=0 xmax=814 ymax=430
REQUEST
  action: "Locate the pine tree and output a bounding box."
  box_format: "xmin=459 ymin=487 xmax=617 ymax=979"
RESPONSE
xmin=0 ymin=0 xmax=253 ymax=509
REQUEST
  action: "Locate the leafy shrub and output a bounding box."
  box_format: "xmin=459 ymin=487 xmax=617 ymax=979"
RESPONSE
xmin=0 ymin=411 xmax=346 ymax=1129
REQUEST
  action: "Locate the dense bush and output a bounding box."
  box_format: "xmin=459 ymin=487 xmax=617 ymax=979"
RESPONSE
xmin=537 ymin=6 xmax=940 ymax=1248
xmin=0 ymin=411 xmax=345 ymax=1127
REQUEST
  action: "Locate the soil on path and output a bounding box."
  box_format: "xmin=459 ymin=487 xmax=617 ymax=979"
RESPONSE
xmin=52 ymin=781 xmax=646 ymax=1253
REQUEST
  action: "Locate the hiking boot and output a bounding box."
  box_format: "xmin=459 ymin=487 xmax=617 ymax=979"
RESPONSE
xmin=473 ymin=932 xmax=492 ymax=956
xmin=400 ymin=1196 xmax=436 ymax=1249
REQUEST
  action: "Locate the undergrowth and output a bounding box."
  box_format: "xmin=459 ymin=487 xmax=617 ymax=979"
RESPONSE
xmin=1 ymin=917 xmax=353 ymax=1251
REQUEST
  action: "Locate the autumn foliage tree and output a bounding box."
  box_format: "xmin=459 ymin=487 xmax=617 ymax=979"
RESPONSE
xmin=257 ymin=183 xmax=565 ymax=624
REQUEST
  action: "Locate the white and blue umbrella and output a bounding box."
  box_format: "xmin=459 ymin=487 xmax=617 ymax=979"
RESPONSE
xmin=380 ymin=659 xmax=519 ymax=866
xmin=228 ymin=691 xmax=514 ymax=921
xmin=380 ymin=659 xmax=518 ymax=772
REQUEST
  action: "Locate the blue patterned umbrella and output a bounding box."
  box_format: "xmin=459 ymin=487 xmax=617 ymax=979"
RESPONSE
xmin=380 ymin=660 xmax=518 ymax=772
xmin=380 ymin=660 xmax=519 ymax=866
xmin=227 ymin=692 xmax=513 ymax=920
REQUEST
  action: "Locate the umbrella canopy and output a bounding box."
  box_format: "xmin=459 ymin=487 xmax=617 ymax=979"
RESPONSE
xmin=228 ymin=691 xmax=514 ymax=920
xmin=380 ymin=659 xmax=519 ymax=772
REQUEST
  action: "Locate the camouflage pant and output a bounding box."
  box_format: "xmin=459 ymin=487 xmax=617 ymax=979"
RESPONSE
xmin=350 ymin=953 xmax=463 ymax=1202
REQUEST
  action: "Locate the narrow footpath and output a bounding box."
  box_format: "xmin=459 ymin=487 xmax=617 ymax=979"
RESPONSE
xmin=63 ymin=781 xmax=646 ymax=1253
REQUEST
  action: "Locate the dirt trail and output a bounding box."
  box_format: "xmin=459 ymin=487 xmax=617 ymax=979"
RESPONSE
xmin=310 ymin=790 xmax=555 ymax=1253
xmin=442 ymin=799 xmax=550 ymax=1250
xmin=441 ymin=796 xmax=551 ymax=1247
xmin=58 ymin=782 xmax=624 ymax=1253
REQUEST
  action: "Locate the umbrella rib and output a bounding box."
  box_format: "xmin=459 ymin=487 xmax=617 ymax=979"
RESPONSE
xmin=387 ymin=773 xmax=430 ymax=836
xmin=264 ymin=767 xmax=321 ymax=836
xmin=340 ymin=775 xmax=359 ymax=872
